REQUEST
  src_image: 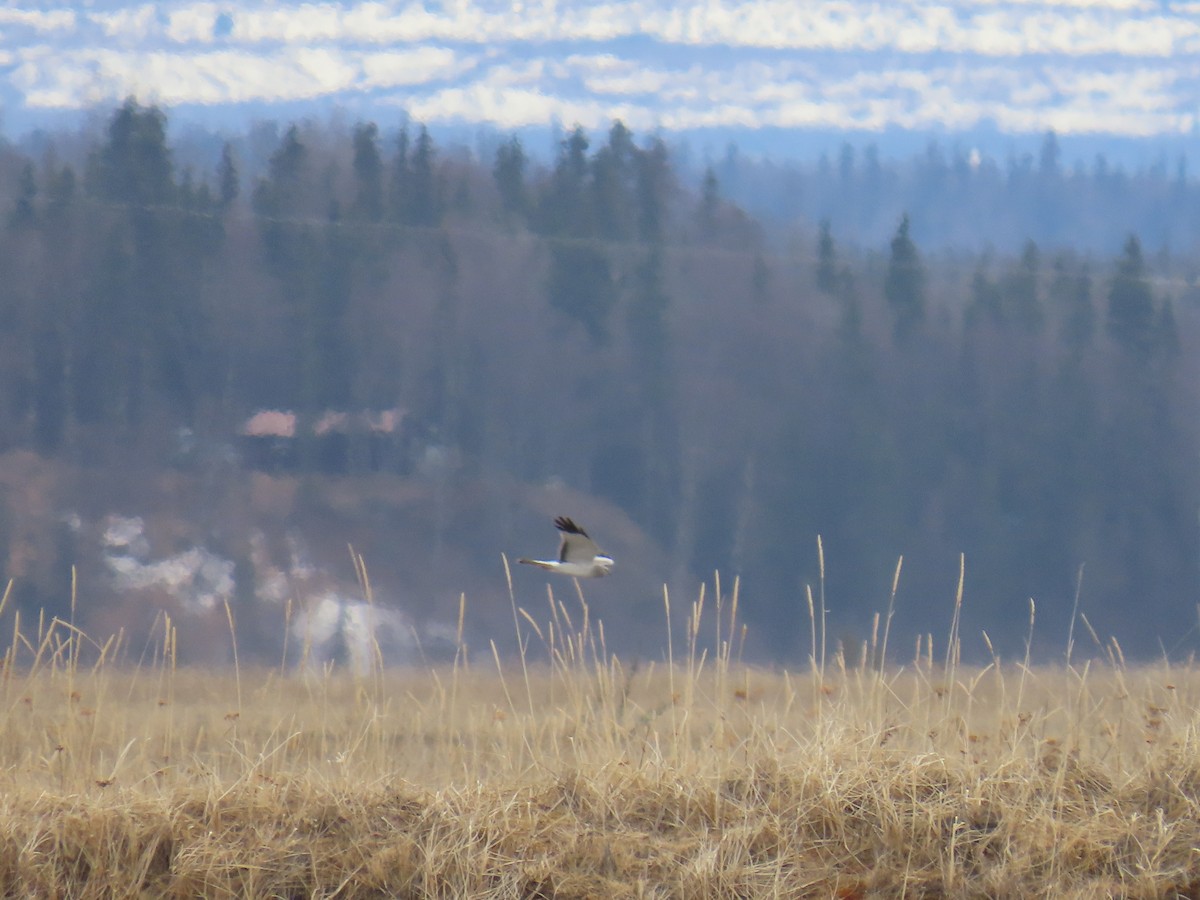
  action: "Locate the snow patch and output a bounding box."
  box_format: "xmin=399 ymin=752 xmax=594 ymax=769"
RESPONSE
xmin=102 ymin=515 xmax=235 ymax=613
xmin=289 ymin=591 xmax=418 ymax=675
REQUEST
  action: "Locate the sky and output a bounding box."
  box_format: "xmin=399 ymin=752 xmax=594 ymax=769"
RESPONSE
xmin=2 ymin=1 xmax=1199 ymax=157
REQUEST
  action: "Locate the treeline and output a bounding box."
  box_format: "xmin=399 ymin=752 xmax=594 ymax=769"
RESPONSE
xmin=723 ymin=132 xmax=1200 ymax=253
xmin=0 ymin=99 xmax=1196 ymax=657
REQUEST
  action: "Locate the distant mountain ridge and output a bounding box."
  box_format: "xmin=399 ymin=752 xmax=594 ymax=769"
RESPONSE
xmin=3 ymin=0 xmax=1198 ymax=165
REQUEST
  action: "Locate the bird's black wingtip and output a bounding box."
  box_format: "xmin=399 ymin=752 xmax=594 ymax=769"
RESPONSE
xmin=553 ymin=516 xmax=588 ymax=536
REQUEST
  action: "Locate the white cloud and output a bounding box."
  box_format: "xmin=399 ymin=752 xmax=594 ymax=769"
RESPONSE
xmin=421 ymin=52 xmax=1197 ymax=137
xmin=405 ymin=81 xmax=658 ymax=132
xmin=3 ymin=0 xmax=1199 ymax=138
xmin=614 ymin=1 xmax=1200 ymax=56
xmin=984 ymin=0 xmax=1150 ymax=8
xmin=360 ymin=47 xmax=477 ymax=89
xmin=223 ymin=1 xmax=538 ymax=45
xmin=165 ymin=3 xmax=227 ymax=43
xmin=92 ymin=4 xmax=162 ymax=41
xmin=566 ymin=53 xmax=677 ymax=96
xmin=0 ymin=9 xmax=77 ymax=33
xmin=27 ymin=0 xmax=1199 ymax=58
xmin=481 ymin=60 xmax=548 ymax=87
xmin=12 ymin=44 xmax=475 ymax=108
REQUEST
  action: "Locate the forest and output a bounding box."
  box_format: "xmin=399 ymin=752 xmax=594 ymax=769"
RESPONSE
xmin=0 ymin=98 xmax=1195 ymax=661
xmin=721 ymin=130 xmax=1200 ymax=254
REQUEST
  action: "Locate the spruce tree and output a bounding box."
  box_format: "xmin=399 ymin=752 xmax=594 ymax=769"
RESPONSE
xmin=390 ymin=125 xmax=411 ymax=222
xmin=408 ymin=125 xmax=439 ymax=228
xmin=81 ymin=100 xmax=217 ymax=428
xmin=89 ymin=97 xmax=173 ymax=207
xmin=1052 ymin=256 xmax=1095 ymax=353
xmin=217 ymin=142 xmax=239 ymax=210
xmin=1001 ymin=239 xmax=1044 ymax=334
xmin=966 ymin=259 xmax=1002 ymax=329
xmin=9 ymin=162 xmax=36 ymax=229
xmin=591 ymin=120 xmax=636 ymax=240
xmin=539 ymin=125 xmax=617 ymax=345
xmin=351 ymin=123 xmax=384 ymax=222
xmin=884 ymin=213 xmax=925 ymax=342
xmin=698 ymin=166 xmax=720 ymax=238
xmin=1106 ymin=234 xmax=1155 ymax=360
xmin=815 ymin=219 xmax=838 ymax=295
xmin=493 ymin=135 xmax=528 ymax=221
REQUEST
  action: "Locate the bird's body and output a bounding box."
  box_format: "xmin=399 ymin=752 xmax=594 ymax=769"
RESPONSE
xmin=519 ymin=516 xmax=614 ymax=578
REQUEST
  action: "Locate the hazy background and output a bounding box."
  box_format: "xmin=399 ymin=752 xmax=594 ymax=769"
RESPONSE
xmin=0 ymin=0 xmax=1196 ymax=666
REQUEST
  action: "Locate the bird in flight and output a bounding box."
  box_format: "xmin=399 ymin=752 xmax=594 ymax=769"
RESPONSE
xmin=519 ymin=516 xmax=614 ymax=578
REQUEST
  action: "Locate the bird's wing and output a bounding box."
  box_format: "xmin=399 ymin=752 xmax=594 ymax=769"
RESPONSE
xmin=555 ymin=517 xmax=600 ymax=564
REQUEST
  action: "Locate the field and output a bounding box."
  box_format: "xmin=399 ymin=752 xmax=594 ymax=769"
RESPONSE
xmin=2 ymin=568 xmax=1200 ymax=899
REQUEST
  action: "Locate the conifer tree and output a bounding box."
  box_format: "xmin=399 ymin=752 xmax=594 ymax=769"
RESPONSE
xmin=89 ymin=97 xmax=174 ymax=207
xmin=254 ymin=125 xmax=311 ymax=275
xmin=815 ymin=219 xmax=838 ymax=295
xmin=1001 ymin=239 xmax=1044 ymax=334
xmin=408 ymin=125 xmax=439 ymax=228
xmin=1038 ymin=130 xmax=1060 ymax=178
xmin=217 ymin=142 xmax=239 ymax=210
xmin=9 ymin=162 xmax=36 ymax=229
xmin=538 ymin=125 xmax=589 ymax=235
xmin=697 ymin=166 xmax=720 ymax=239
xmin=1052 ymin=256 xmax=1095 ymax=352
xmin=591 ymin=120 xmax=636 ymax=240
xmin=627 ymin=135 xmax=680 ymax=534
xmin=493 ymin=135 xmax=528 ymax=221
xmin=389 ymin=125 xmax=411 ymax=222
xmin=540 ymin=125 xmax=616 ymax=345
xmin=546 ymin=243 xmax=615 ymax=345
xmin=884 ymin=213 xmax=925 ymax=342
xmin=44 ymin=163 xmax=75 ymax=225
xmin=1106 ymin=234 xmax=1155 ymax=360
xmin=628 ymin=137 xmax=673 ymax=396
xmin=351 ymin=123 xmax=384 ymax=222
xmin=253 ymin=126 xmax=321 ymax=425
xmin=80 ymin=99 xmax=216 ymax=428
xmin=965 ymin=258 xmax=1002 ymax=330
xmin=26 ymin=158 xmax=79 ymax=454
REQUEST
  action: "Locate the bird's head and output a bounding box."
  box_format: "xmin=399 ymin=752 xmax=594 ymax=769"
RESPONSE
xmin=593 ymin=555 xmax=615 ymax=577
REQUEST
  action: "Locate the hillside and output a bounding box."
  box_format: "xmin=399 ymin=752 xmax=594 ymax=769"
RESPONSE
xmin=0 ymin=100 xmax=1196 ymax=661
xmin=0 ymin=449 xmax=680 ymax=667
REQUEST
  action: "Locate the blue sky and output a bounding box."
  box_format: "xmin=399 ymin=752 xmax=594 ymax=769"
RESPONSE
xmin=2 ymin=1 xmax=1198 ymax=153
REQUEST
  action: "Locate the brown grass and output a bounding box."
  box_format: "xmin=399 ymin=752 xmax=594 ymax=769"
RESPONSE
xmin=0 ymin=566 xmax=1199 ymax=899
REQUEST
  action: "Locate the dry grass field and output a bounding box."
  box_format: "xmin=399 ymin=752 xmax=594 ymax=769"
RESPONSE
xmin=1 ymin=565 xmax=1200 ymax=899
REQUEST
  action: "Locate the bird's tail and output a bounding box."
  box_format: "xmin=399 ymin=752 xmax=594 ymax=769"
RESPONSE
xmin=518 ymin=558 xmax=553 ymax=570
